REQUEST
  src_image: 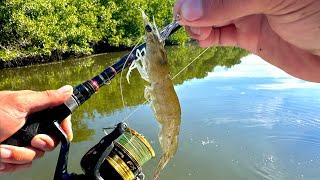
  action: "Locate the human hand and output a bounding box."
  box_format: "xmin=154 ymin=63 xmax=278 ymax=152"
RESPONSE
xmin=174 ymin=0 xmax=320 ymax=82
xmin=0 ymin=85 xmax=73 ymax=173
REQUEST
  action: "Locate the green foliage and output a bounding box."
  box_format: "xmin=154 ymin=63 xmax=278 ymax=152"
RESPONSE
xmin=0 ymin=0 xmax=189 ymax=61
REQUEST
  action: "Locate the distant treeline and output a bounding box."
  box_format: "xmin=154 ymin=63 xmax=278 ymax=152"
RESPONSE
xmin=0 ymin=0 xmax=187 ymax=62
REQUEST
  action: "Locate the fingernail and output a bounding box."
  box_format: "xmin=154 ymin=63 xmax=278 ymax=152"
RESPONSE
xmin=69 ymin=133 xmax=73 ymax=142
xmin=0 ymin=148 xmax=12 ymax=159
xmin=64 ymin=116 xmax=73 ymax=141
xmin=190 ymin=27 xmax=201 ymax=35
xmin=0 ymin=163 xmax=5 ymax=170
xmin=181 ymin=0 xmax=203 ymax=21
xmin=37 ymin=140 xmax=48 ymax=150
xmin=68 ymin=122 xmax=73 ymax=142
xmin=57 ymin=85 xmax=73 ymax=95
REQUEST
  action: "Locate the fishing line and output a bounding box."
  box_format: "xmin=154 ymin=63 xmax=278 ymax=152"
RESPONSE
xmin=101 ymin=124 xmax=155 ymax=180
xmin=118 ymin=36 xmax=148 ymax=155
xmin=115 ymin=47 xmax=211 ymax=176
xmin=122 ymin=100 xmax=150 ymax=123
xmin=120 ymin=47 xmax=210 ymax=124
xmin=117 ymin=26 xmax=209 ymax=157
xmin=171 ymin=47 xmax=210 ymax=80
xmin=119 ymin=36 xmax=144 ymax=119
xmin=120 ymin=130 xmax=153 ymax=163
xmin=119 ymin=99 xmax=149 ymax=161
xmin=117 ymin=128 xmax=154 ymax=165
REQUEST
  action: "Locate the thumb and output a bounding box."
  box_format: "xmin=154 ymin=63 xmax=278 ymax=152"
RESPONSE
xmin=23 ymin=85 xmax=73 ymax=113
xmin=174 ymin=0 xmax=271 ymax=27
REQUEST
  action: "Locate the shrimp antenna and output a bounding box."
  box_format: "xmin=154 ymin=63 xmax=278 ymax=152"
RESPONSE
xmin=140 ymin=9 xmax=149 ymax=26
xmin=152 ymin=16 xmax=162 ymax=42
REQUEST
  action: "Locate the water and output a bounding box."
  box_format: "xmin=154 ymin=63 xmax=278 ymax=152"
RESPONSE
xmin=1 ymin=46 xmax=320 ymax=180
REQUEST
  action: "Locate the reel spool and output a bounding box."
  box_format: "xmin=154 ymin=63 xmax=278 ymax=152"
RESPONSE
xmin=103 ymin=128 xmax=155 ymax=180
xmin=54 ymin=122 xmax=155 ymax=180
xmin=81 ymin=125 xmax=155 ymax=180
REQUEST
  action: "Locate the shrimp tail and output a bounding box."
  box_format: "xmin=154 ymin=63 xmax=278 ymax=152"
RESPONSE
xmin=153 ymin=152 xmax=172 ymax=180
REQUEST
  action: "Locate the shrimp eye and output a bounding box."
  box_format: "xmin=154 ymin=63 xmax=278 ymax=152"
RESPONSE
xmin=145 ymin=24 xmax=152 ymax=32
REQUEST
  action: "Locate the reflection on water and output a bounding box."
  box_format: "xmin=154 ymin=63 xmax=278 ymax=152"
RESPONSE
xmin=1 ymin=48 xmax=320 ymax=180
xmin=0 ymin=45 xmax=244 ymax=143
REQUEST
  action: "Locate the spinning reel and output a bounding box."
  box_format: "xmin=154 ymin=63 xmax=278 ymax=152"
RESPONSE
xmin=53 ymin=122 xmax=155 ymax=180
xmin=2 ymin=20 xmax=178 ymax=180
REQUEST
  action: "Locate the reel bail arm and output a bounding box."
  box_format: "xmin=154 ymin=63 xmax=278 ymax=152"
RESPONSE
xmin=80 ymin=123 xmax=127 ymax=179
xmin=53 ymin=122 xmax=128 ymax=180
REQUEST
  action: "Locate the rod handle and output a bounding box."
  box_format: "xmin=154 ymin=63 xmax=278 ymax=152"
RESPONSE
xmin=1 ymin=104 xmax=71 ymax=146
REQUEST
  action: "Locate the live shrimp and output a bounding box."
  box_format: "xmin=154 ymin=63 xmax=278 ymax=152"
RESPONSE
xmin=126 ymin=12 xmax=181 ymax=180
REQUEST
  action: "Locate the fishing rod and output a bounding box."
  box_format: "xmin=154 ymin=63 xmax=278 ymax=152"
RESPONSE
xmin=2 ymin=21 xmax=181 ymax=146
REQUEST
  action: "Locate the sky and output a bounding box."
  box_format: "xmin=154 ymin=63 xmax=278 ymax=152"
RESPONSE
xmin=207 ymin=54 xmax=320 ymax=90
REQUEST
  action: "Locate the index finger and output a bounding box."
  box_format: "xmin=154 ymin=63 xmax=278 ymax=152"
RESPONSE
xmin=174 ymin=0 xmax=270 ymax=27
xmin=0 ymin=145 xmax=44 ymax=164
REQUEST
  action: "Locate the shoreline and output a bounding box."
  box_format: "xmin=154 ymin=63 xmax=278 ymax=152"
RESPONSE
xmin=0 ymin=41 xmax=181 ymax=69
xmin=0 ymin=42 xmax=133 ymax=69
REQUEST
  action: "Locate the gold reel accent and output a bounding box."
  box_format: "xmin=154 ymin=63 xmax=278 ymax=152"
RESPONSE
xmin=106 ymin=127 xmax=155 ymax=180
xmin=107 ymin=154 xmax=135 ymax=180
